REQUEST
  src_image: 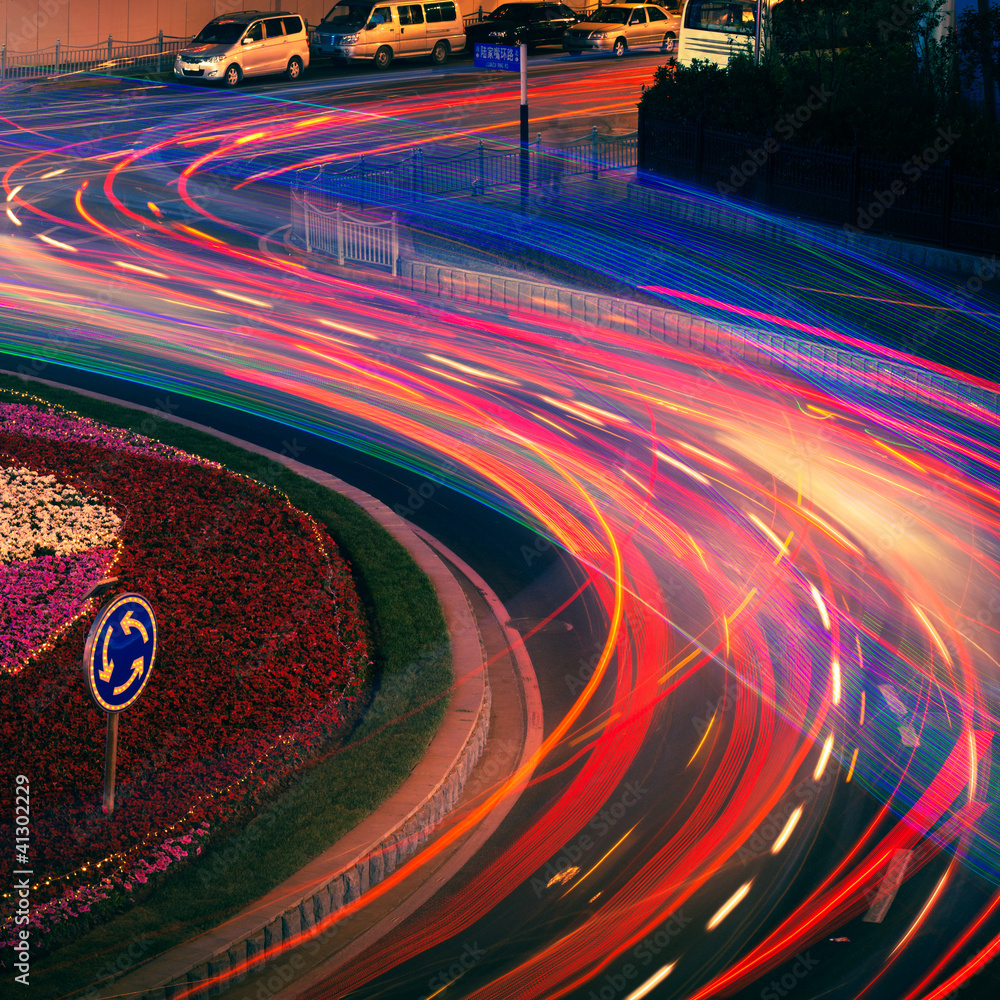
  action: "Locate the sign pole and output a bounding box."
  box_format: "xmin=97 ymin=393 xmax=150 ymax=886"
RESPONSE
xmin=754 ymin=0 xmax=763 ymax=66
xmin=103 ymin=712 xmax=119 ymax=814
xmin=83 ymin=592 xmax=158 ymax=818
xmin=519 ymin=40 xmax=528 ymax=208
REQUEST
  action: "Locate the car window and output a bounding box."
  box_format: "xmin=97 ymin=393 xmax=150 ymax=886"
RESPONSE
xmin=281 ymin=15 xmax=304 ymax=34
xmin=629 ymin=8 xmax=647 ymax=23
xmin=545 ymin=5 xmax=566 ymax=18
xmin=193 ymin=21 xmax=245 ymax=44
xmin=559 ymin=4 xmax=576 ymax=15
xmin=530 ymin=6 xmax=547 ymax=19
xmin=370 ymin=6 xmax=393 ymax=23
xmin=425 ymin=1 xmax=457 ymax=21
xmin=647 ymin=7 xmax=668 ymax=21
xmin=584 ymin=7 xmax=631 ymax=23
xmin=244 ymin=21 xmax=264 ymax=41
xmin=264 ymin=17 xmax=285 ymax=38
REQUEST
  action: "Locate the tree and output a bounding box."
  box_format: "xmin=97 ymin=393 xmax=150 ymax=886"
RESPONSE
xmin=957 ymin=1 xmax=1000 ymax=123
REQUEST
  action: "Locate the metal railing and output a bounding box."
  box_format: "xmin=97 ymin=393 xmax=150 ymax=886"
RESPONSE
xmin=0 ymin=32 xmax=189 ymax=82
xmin=293 ymin=128 xmax=638 ymax=209
xmin=295 ymin=194 xmax=400 ymax=274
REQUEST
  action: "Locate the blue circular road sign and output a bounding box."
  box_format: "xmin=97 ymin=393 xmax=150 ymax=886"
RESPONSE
xmin=83 ymin=593 xmax=157 ymax=713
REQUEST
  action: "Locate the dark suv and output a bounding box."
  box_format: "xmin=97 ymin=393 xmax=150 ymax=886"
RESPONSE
xmin=465 ymin=3 xmax=580 ymax=50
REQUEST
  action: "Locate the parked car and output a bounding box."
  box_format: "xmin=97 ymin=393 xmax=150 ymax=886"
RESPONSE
xmin=311 ymin=0 xmax=465 ymax=70
xmin=465 ymin=3 xmax=580 ymax=51
xmin=174 ymin=10 xmax=310 ymax=86
xmin=563 ymin=2 xmax=681 ymax=57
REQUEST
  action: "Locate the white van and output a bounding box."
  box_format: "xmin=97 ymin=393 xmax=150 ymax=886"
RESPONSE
xmin=174 ymin=10 xmax=310 ymax=86
xmin=312 ymin=1 xmax=465 ymax=69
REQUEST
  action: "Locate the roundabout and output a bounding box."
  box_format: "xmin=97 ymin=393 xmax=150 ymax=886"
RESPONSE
xmin=2 ymin=73 xmax=1000 ymax=1000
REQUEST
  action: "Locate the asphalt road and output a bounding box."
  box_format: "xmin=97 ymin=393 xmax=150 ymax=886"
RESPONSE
xmin=2 ymin=59 xmax=1000 ymax=1000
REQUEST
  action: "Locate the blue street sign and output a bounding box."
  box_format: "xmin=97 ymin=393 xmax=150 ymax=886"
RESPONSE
xmin=474 ymin=42 xmax=520 ymax=72
xmin=83 ymin=593 xmax=157 ymax=713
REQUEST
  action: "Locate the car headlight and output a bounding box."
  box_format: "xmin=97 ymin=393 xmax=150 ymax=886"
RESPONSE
xmin=589 ymin=31 xmax=608 ymax=38
xmin=341 ymin=33 xmax=358 ymax=43
xmin=203 ymin=56 xmax=221 ymax=63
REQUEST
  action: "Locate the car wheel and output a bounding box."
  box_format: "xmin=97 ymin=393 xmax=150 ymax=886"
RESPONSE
xmin=374 ymin=45 xmax=393 ymax=70
xmin=662 ymin=33 xmax=676 ymax=55
xmin=223 ymin=63 xmax=242 ymax=87
xmin=431 ymin=40 xmax=449 ymax=65
xmin=613 ymin=37 xmax=627 ymax=57
xmin=285 ymin=56 xmax=303 ymax=80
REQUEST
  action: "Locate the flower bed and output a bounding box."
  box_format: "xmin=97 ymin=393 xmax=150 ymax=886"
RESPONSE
xmin=0 ymin=392 xmax=371 ymax=953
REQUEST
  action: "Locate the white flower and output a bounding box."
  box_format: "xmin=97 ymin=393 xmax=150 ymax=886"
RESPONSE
xmin=0 ymin=466 xmax=122 ymax=563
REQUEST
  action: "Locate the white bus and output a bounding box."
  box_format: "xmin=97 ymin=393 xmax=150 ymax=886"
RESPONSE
xmin=676 ymin=0 xmax=766 ymax=67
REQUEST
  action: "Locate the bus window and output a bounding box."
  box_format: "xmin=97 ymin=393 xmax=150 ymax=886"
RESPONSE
xmin=684 ymin=1 xmax=754 ymax=33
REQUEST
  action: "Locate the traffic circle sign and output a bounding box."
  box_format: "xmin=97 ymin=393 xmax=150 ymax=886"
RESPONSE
xmin=83 ymin=592 xmax=157 ymax=713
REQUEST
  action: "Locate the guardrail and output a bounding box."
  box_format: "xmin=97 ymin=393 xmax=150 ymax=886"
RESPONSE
xmin=293 ymin=129 xmax=637 ymax=207
xmin=295 ymin=194 xmax=400 ymax=274
xmin=0 ymin=32 xmax=188 ymax=82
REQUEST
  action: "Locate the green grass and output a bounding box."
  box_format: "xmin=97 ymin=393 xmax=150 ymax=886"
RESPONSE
xmin=0 ymin=375 xmax=453 ymax=999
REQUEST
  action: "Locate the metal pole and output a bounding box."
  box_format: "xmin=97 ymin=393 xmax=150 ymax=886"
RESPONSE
xmin=519 ymin=42 xmax=528 ymax=208
xmin=108 ymin=34 xmax=113 ymax=63
xmin=158 ymin=30 xmax=163 ymax=74
xmin=391 ymin=211 xmax=398 ymax=276
xmin=103 ymin=712 xmax=119 ymax=814
xmin=55 ymin=39 xmax=60 ymax=77
xmin=754 ymin=0 xmax=762 ymax=66
xmin=591 ymin=125 xmax=599 ymax=180
xmin=336 ymin=202 xmax=345 ymax=265
xmin=1 ymin=44 xmax=5 ymax=85
xmin=303 ymin=193 xmax=312 ymax=253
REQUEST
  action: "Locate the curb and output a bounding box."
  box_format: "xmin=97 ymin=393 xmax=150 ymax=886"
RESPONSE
xmin=3 ymin=374 xmax=495 ymax=1000
xmin=626 ymin=179 xmax=997 ymax=278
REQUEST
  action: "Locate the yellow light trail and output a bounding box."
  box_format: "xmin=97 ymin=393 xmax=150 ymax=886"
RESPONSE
xmin=771 ymin=805 xmax=803 ymax=854
xmin=813 ymin=733 xmax=835 ymax=781
xmin=707 ymin=881 xmax=753 ymax=930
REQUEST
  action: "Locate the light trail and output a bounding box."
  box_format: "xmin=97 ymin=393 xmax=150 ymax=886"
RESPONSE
xmin=0 ymin=83 xmax=998 ymax=1000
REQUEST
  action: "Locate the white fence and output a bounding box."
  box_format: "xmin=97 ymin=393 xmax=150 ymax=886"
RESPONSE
xmin=0 ymin=33 xmax=188 ymax=81
xmin=296 ymin=193 xmax=400 ymax=275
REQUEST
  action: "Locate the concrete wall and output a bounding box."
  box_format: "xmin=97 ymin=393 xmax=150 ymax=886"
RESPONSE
xmin=2 ymin=0 xmax=335 ymax=51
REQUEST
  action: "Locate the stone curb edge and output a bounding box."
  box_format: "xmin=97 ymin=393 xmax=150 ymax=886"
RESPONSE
xmin=0 ymin=373 xmax=492 ymax=1000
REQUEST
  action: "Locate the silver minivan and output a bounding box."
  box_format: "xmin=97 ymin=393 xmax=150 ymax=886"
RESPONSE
xmin=174 ymin=10 xmax=311 ymax=87
xmin=312 ymin=1 xmax=465 ymax=70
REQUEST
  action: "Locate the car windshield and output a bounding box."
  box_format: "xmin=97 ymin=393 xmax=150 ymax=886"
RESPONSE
xmin=583 ymin=6 xmax=632 ymax=22
xmin=489 ymin=4 xmax=534 ymax=18
xmin=192 ymin=22 xmax=245 ymax=44
xmin=321 ymin=1 xmax=375 ymax=27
